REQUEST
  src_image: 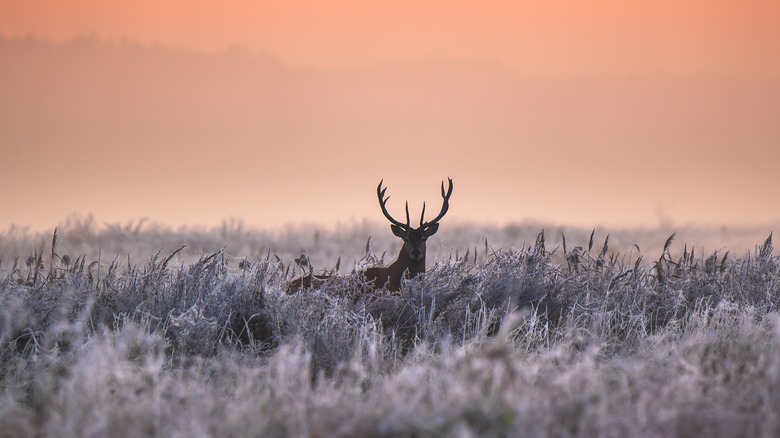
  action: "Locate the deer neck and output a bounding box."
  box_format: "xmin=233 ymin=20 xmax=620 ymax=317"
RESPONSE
xmin=389 ymin=246 xmax=426 ymax=279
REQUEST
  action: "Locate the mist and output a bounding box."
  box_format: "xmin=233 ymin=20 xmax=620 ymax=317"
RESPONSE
xmin=2 ymin=34 xmax=779 ymax=231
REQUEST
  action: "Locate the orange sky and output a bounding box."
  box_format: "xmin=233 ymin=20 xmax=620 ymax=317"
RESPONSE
xmin=1 ymin=1 xmax=779 ymax=232
xmin=3 ymin=1 xmax=780 ymax=75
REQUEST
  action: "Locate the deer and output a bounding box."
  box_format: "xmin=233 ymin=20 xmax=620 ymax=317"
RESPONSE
xmin=286 ymin=178 xmax=454 ymax=293
xmin=362 ymin=178 xmax=453 ymax=291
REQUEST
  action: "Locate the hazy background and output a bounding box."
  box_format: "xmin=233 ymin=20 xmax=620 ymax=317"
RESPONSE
xmin=1 ymin=1 xmax=779 ymax=233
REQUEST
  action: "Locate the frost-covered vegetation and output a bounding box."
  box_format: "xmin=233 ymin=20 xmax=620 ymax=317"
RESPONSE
xmin=1 ymin=218 xmax=779 ymax=437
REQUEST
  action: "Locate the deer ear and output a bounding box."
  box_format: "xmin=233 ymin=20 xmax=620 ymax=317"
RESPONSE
xmin=391 ymin=225 xmax=407 ymax=238
xmin=423 ymin=223 xmax=439 ymax=237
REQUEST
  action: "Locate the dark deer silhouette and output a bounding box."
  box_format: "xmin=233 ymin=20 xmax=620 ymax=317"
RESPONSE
xmin=287 ymin=178 xmax=453 ymax=293
xmin=362 ymin=178 xmax=453 ymax=291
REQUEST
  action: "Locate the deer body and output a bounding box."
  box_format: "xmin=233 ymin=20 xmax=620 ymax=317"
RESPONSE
xmin=363 ymin=233 xmax=427 ymax=291
xmin=286 ymin=273 xmax=330 ymax=294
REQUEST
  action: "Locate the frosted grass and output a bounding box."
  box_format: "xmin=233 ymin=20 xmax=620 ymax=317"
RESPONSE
xmin=0 ymin=219 xmax=778 ymax=437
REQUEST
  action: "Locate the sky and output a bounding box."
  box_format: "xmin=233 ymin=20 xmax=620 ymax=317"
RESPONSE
xmin=1 ymin=1 xmax=779 ymax=232
xmin=3 ymin=1 xmax=780 ymax=76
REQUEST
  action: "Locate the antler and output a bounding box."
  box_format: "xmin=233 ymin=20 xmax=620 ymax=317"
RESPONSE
xmin=421 ymin=177 xmax=453 ymax=229
xmin=377 ymin=180 xmax=410 ymax=229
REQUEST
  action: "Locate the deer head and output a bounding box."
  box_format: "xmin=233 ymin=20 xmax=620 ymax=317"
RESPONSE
xmin=377 ymin=178 xmax=453 ymax=265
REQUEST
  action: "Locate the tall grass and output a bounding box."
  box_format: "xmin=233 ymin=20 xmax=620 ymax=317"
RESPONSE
xmin=0 ymin=222 xmax=778 ymax=436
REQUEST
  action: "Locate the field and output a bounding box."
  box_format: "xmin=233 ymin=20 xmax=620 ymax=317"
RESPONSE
xmin=1 ymin=217 xmax=778 ymax=437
